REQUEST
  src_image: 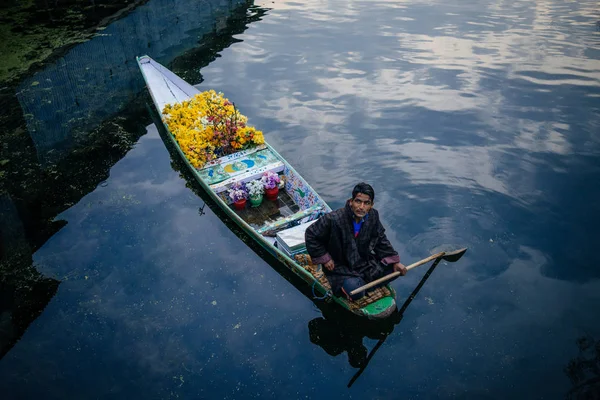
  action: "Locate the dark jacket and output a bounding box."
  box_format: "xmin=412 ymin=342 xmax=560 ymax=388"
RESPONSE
xmin=305 ymin=201 xmax=400 ymax=295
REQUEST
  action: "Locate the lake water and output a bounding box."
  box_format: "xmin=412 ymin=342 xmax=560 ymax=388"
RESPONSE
xmin=1 ymin=0 xmax=600 ymax=398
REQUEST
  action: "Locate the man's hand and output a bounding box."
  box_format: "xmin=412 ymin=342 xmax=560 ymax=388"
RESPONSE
xmin=324 ymin=260 xmax=335 ymax=271
xmin=393 ymin=263 xmax=407 ymax=276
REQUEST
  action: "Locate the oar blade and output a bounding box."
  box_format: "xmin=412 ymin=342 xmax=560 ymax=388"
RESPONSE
xmin=441 ymin=247 xmax=467 ymax=262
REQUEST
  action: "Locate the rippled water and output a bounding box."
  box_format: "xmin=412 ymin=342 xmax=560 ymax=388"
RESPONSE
xmin=2 ymin=0 xmax=600 ymax=398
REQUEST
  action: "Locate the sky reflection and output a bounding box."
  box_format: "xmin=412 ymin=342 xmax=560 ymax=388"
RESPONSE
xmin=199 ymin=0 xmax=600 ymax=394
xmin=2 ymin=0 xmax=600 ymax=398
xmin=20 ymin=126 xmax=332 ymax=398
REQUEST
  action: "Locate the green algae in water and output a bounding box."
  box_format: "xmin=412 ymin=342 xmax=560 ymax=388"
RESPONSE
xmin=0 ymin=0 xmax=144 ymax=84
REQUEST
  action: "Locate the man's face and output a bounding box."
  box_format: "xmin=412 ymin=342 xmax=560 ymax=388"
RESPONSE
xmin=350 ymin=193 xmax=373 ymax=219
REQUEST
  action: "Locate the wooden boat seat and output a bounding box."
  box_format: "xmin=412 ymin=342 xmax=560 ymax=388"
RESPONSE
xmin=294 ymin=254 xmax=393 ymax=308
xmin=257 ymin=204 xmax=323 ymax=236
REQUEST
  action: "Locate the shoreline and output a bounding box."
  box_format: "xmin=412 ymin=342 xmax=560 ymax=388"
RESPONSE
xmin=1 ymin=0 xmax=148 ymax=88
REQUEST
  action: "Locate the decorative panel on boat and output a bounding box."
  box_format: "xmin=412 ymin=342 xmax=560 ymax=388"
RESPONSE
xmin=198 ymin=147 xmax=281 ymax=185
xmin=283 ymin=165 xmax=319 ymax=209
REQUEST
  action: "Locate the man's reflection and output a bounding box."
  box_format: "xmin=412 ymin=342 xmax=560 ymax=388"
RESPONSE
xmin=308 ymin=305 xmax=401 ymax=369
xmin=308 ymin=317 xmax=369 ymax=368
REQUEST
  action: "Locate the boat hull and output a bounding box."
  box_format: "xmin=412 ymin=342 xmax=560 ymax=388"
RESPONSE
xmin=136 ymin=55 xmax=397 ymax=319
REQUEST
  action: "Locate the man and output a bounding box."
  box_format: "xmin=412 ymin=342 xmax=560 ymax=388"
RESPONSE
xmin=305 ymin=182 xmax=407 ymax=300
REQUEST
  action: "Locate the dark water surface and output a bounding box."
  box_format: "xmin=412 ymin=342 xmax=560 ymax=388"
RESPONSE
xmin=2 ymin=0 xmax=600 ymax=398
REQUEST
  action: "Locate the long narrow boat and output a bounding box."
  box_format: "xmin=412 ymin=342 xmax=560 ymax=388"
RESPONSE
xmin=137 ymin=55 xmax=397 ymax=319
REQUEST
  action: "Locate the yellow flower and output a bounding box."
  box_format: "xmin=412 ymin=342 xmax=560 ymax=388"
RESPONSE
xmin=162 ymin=91 xmax=264 ymax=167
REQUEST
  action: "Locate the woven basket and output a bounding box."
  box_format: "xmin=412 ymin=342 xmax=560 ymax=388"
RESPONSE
xmin=294 ymin=254 xmax=392 ymax=308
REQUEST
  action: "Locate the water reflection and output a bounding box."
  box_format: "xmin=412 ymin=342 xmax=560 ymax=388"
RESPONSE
xmin=0 ymin=192 xmax=63 ymax=361
xmin=15 ymin=0 xmax=254 ymax=166
xmin=157 ymin=118 xmax=459 ymax=386
xmin=2 ymin=0 xmax=600 ymax=397
xmin=565 ymin=335 xmax=600 ymax=399
xmin=309 ymin=304 xmax=400 ymax=367
xmin=0 ymin=199 xmax=61 ymax=362
xmin=0 ymin=274 xmax=60 ymax=361
xmin=0 ymin=0 xmax=267 ymax=368
xmin=152 ymin=104 xmax=406 ymax=384
xmin=309 ymin=316 xmax=370 ymax=368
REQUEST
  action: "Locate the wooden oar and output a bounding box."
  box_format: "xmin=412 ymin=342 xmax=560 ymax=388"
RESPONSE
xmin=347 ymin=248 xmax=467 ymax=388
xmin=349 ymin=248 xmax=467 ymax=296
xmin=347 ymin=256 xmax=446 ymax=388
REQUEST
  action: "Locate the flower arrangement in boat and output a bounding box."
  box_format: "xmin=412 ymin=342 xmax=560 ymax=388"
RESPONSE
xmin=261 ymin=171 xmax=280 ymax=190
xmin=162 ymin=90 xmax=265 ymax=168
xmin=246 ymin=179 xmax=264 ymax=198
xmin=227 ymin=182 xmax=248 ymax=202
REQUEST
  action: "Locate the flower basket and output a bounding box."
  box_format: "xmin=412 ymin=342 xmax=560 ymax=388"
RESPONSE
xmin=249 ymin=194 xmax=263 ymax=207
xmin=265 ymin=186 xmax=279 ymax=201
xmin=228 ymin=182 xmax=248 ymax=209
xmin=261 ymin=171 xmax=280 ymax=200
xmin=246 ymin=179 xmax=264 ymax=206
xmin=233 ymin=198 xmax=247 ymax=210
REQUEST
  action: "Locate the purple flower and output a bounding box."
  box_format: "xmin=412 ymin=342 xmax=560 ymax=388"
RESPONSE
xmin=228 ymin=181 xmax=248 ymax=202
xmin=261 ymin=171 xmax=280 ymax=190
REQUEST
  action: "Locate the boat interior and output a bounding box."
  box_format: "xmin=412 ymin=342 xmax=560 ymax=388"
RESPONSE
xmin=138 ymin=56 xmax=326 ymax=247
xmin=199 ymin=145 xmax=327 ymax=246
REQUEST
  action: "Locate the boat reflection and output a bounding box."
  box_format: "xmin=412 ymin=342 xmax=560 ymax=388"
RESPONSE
xmin=321 ymin=258 xmax=446 ymax=387
xmin=308 ymin=301 xmax=402 ymax=369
